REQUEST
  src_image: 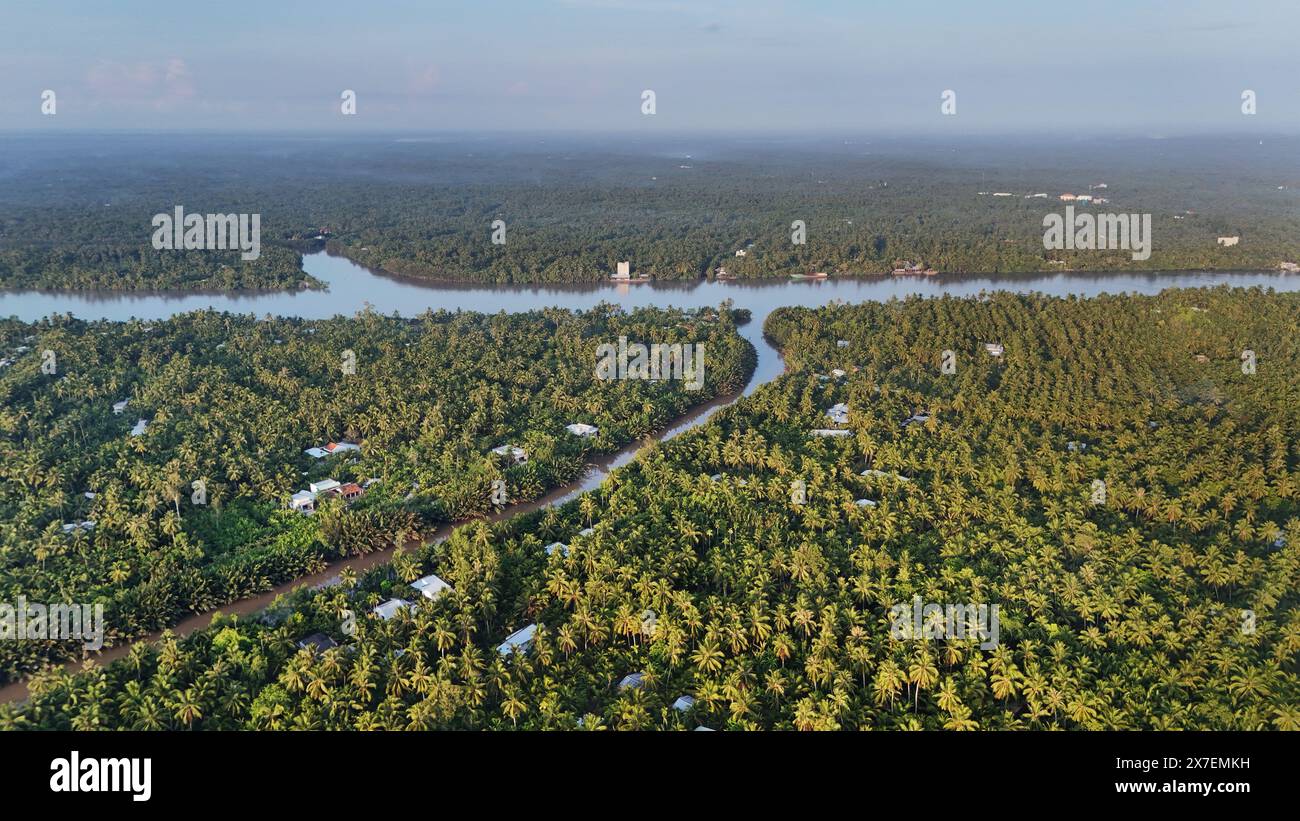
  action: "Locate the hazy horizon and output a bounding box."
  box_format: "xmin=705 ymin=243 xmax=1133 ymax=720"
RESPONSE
xmin=2 ymin=0 xmax=1298 ymax=134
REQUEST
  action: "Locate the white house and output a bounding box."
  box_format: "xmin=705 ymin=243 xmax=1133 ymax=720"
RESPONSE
xmin=830 ymin=368 xmax=846 ymax=379
xmin=612 ymin=261 xmax=632 ymax=281
xmin=855 ymin=498 xmax=878 ymax=507
xmin=836 ymin=340 xmax=850 ymax=348
xmin=372 ymin=598 xmax=416 ymax=621
xmin=544 ymin=542 xmax=570 ymax=558
xmin=984 ymin=342 xmax=1004 ymax=357
xmin=673 ymin=695 xmax=696 ymax=712
xmin=410 ymin=573 xmax=452 ymax=600
xmin=566 ymin=423 xmax=599 ymax=437
xmin=810 ymin=429 xmax=852 ymax=438
xmin=734 ymin=249 xmax=747 ymax=257
xmin=289 ymin=491 xmax=316 ymax=514
xmin=309 ymin=479 xmax=341 ymax=495
xmin=112 ymin=399 xmax=129 ymax=415
xmin=1067 ymin=441 xmax=1088 ymax=452
xmin=498 ymin=623 xmax=538 ymax=656
xmin=1217 ymin=236 xmax=1240 ymax=247
xmin=130 ymin=418 xmax=149 ymax=437
xmin=61 ymin=520 xmax=95 ymax=534
xmin=492 ymin=445 xmax=528 ymax=463
xmin=902 ymin=413 xmax=931 ymax=427
xmin=826 ymin=403 xmax=850 ymax=425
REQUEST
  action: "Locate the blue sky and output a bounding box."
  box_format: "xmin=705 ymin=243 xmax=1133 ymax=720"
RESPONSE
xmin=1 ymin=0 xmax=1296 ymax=133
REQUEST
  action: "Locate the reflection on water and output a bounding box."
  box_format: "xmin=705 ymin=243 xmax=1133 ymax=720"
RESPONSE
xmin=6 ymin=249 xmax=1298 ymax=406
xmin=3 ymin=249 xmax=1298 ymax=323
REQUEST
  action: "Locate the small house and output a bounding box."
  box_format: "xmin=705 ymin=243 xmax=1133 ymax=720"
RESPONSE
xmin=309 ymin=479 xmax=341 ymax=495
xmin=372 ymin=598 xmax=416 ymax=621
xmin=618 ymin=672 xmax=646 ymax=691
xmin=289 ymin=491 xmax=316 ymax=514
xmin=544 ymin=542 xmax=570 ymax=558
xmin=566 ymin=423 xmax=599 ymax=437
xmin=1216 ymin=236 xmax=1240 ymax=247
xmin=673 ymin=695 xmax=696 ymax=712
xmin=336 ymin=482 xmax=364 ymax=501
xmin=130 ymin=419 xmax=149 ymax=437
xmin=984 ymin=342 xmax=1004 ymax=357
xmin=492 ymin=445 xmax=528 ymax=463
xmin=112 ymin=399 xmax=129 ymax=415
xmin=296 ymin=633 xmax=337 ymax=653
xmin=810 ymin=429 xmax=852 ymax=438
xmin=826 ymin=403 xmax=850 ymax=425
xmin=497 ymin=623 xmax=538 ymax=656
xmin=410 ymin=573 xmax=452 ymax=600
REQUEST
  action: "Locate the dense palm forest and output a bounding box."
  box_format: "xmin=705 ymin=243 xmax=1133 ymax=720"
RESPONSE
xmin=0 ymin=305 xmax=755 ymax=680
xmin=2 ymin=134 xmax=1297 ymax=289
xmin=7 ymin=286 xmax=1296 ymax=730
xmin=0 ymin=245 xmax=319 ymax=292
